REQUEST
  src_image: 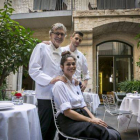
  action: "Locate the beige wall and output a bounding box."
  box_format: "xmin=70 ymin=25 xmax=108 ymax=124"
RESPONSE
xmin=92 ymin=32 xmax=140 ymax=92
xmin=31 ymin=27 xmax=73 ymax=47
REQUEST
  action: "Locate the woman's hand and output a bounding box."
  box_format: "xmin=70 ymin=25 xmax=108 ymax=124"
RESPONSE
xmin=50 ymin=76 xmax=67 ymax=84
xmin=90 ymin=118 xmax=108 ymax=128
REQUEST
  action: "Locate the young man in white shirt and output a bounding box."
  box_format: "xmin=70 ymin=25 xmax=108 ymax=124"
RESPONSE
xmin=43 ymin=31 xmax=90 ymax=92
xmin=61 ymin=32 xmax=90 ymax=92
xmin=29 ymin=23 xmax=67 ymax=140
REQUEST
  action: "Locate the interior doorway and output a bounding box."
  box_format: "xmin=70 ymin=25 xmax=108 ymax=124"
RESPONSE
xmin=98 ymin=57 xmax=113 ymax=95
xmin=97 ymin=41 xmax=133 ymax=98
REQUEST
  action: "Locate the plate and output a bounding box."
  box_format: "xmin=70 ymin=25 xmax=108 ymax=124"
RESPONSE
xmin=0 ymin=106 xmax=14 ymax=110
xmin=128 ymin=96 xmax=140 ymax=99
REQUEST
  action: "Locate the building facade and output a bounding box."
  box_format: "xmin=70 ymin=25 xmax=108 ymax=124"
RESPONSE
xmin=1 ymin=0 xmax=140 ymax=96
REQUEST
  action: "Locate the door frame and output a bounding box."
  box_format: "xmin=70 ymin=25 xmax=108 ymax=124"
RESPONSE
xmin=96 ymin=40 xmax=133 ymax=94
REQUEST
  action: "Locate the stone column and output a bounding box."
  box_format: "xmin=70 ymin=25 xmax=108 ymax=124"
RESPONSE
xmin=78 ymin=32 xmax=94 ymax=92
xmin=17 ymin=66 xmax=23 ymax=92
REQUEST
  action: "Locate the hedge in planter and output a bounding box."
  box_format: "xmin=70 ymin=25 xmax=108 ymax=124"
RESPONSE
xmin=118 ymin=80 xmax=140 ymax=93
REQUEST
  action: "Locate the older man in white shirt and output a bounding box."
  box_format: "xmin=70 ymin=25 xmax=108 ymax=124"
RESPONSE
xmin=43 ymin=31 xmax=90 ymax=92
xmin=29 ymin=23 xmax=67 ymax=140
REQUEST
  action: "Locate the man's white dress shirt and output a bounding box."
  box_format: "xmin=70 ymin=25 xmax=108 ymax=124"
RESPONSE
xmin=29 ymin=42 xmax=62 ymax=99
xmin=52 ymin=77 xmax=86 ymax=117
xmin=61 ymin=45 xmax=90 ymax=81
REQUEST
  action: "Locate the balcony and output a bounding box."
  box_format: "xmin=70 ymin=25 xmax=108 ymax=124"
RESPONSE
xmin=0 ymin=0 xmax=139 ymax=29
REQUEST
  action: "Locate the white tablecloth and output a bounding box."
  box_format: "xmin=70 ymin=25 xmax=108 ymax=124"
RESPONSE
xmin=83 ymin=92 xmax=100 ymax=113
xmin=118 ymin=96 xmax=140 ymax=124
xmin=0 ymin=103 xmax=42 ymax=140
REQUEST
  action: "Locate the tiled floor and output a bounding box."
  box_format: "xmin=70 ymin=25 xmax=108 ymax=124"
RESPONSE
xmin=96 ymin=105 xmax=140 ymax=140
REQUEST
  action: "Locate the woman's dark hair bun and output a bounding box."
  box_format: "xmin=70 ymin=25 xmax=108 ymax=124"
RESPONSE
xmin=61 ymin=51 xmax=71 ymax=56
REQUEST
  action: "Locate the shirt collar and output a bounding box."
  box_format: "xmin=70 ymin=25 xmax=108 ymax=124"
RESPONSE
xmin=50 ymin=41 xmax=62 ymax=55
xmin=67 ymin=45 xmax=78 ymax=55
xmin=63 ymin=74 xmax=75 ymax=85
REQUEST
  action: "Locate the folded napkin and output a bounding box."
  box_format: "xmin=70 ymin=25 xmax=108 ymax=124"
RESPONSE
xmin=0 ymin=103 xmax=14 ymax=109
xmin=126 ymin=93 xmax=133 ymax=97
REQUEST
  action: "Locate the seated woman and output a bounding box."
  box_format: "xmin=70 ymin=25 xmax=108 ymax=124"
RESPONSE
xmin=52 ymin=51 xmax=121 ymax=140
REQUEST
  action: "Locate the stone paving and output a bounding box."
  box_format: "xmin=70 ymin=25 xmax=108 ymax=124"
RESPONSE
xmin=97 ymin=105 xmax=139 ymax=140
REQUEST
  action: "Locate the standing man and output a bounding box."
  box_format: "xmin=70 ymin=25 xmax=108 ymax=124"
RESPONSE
xmin=62 ymin=32 xmax=90 ymax=92
xmin=29 ymin=23 xmax=67 ymax=140
xmin=43 ymin=31 xmax=90 ymax=92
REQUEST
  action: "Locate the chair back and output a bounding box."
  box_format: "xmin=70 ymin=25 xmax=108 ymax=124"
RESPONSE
xmin=51 ymin=99 xmax=98 ymax=140
xmin=51 ymin=99 xmax=84 ymax=140
xmin=102 ymin=94 xmax=117 ymax=111
xmin=114 ymin=92 xmax=120 ymax=101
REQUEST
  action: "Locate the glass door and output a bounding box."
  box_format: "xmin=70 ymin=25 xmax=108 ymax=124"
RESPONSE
xmin=114 ymin=57 xmax=132 ymax=91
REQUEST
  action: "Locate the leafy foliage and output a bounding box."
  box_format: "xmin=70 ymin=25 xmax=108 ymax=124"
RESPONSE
xmin=0 ymin=83 xmax=7 ymax=100
xmin=136 ymin=32 xmax=140 ymax=67
xmin=0 ymin=0 xmax=40 ymax=87
xmin=118 ymin=80 xmax=140 ymax=93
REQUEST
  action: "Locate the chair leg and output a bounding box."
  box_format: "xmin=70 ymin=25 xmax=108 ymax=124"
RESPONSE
xmin=125 ymin=114 xmax=133 ymax=132
xmin=117 ymin=117 xmax=120 ymax=131
xmin=103 ymin=110 xmax=106 ymax=121
xmin=136 ymin=119 xmax=140 ymax=140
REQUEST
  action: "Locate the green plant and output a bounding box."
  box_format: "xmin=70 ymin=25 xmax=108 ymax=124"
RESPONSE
xmin=118 ymin=80 xmax=140 ymax=93
xmin=0 ymin=0 xmax=40 ymax=87
xmin=0 ymin=83 xmax=7 ymax=100
xmin=136 ymin=30 xmax=140 ymax=67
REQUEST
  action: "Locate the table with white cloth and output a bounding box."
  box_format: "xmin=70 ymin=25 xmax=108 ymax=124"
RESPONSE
xmin=23 ymin=90 xmax=37 ymax=105
xmin=0 ymin=103 xmax=42 ymax=140
xmin=83 ymin=92 xmax=100 ymax=114
xmin=118 ymin=94 xmax=140 ymax=125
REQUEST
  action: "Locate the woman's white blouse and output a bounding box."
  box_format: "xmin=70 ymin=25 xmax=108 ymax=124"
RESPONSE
xmin=52 ymin=79 xmax=86 ymax=116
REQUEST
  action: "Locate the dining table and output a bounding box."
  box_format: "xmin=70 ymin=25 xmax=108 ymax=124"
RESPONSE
xmin=0 ymin=103 xmax=42 ymax=140
xmin=118 ymin=94 xmax=140 ymax=125
xmin=83 ymin=92 xmax=100 ymax=114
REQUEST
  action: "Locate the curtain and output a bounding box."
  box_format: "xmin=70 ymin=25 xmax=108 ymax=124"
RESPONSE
xmin=33 ymin=0 xmax=57 ymax=10
xmin=97 ymin=0 xmax=135 ymax=10
xmin=126 ymin=0 xmax=135 ymax=9
xmin=97 ymin=0 xmax=104 ymax=9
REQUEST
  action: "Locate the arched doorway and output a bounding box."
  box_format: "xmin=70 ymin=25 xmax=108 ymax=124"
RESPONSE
xmin=96 ymin=41 xmax=133 ymax=95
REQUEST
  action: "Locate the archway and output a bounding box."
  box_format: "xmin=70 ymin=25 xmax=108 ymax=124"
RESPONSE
xmin=96 ymin=41 xmax=133 ymax=95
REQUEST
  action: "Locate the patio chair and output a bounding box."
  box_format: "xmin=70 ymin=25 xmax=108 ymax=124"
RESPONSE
xmin=51 ymin=99 xmax=98 ymax=140
xmin=102 ymin=94 xmax=132 ymax=131
xmin=113 ymin=92 xmax=123 ymax=107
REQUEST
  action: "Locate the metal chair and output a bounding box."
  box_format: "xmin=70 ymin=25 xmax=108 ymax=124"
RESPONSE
xmin=51 ymin=99 xmax=98 ymax=140
xmin=102 ymin=94 xmax=132 ymax=131
xmin=113 ymin=92 xmax=123 ymax=107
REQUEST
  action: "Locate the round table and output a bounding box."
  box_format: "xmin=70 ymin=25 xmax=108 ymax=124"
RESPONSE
xmin=0 ymin=103 xmax=42 ymax=140
xmin=83 ymin=92 xmax=100 ymax=114
xmin=118 ymin=95 xmax=140 ymax=124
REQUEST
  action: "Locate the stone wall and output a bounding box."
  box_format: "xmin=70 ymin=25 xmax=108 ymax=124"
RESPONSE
xmin=73 ymin=9 xmax=140 ymax=92
xmin=93 ymin=32 xmax=140 ymax=91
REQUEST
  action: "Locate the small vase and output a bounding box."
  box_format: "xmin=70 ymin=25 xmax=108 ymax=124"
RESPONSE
xmin=12 ymin=96 xmax=23 ymax=105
